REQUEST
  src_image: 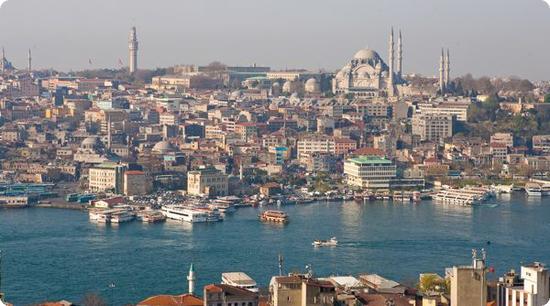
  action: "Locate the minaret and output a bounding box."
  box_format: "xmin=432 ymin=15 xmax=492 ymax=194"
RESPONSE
xmin=387 ymin=28 xmax=395 ymax=97
xmin=397 ymin=30 xmax=403 ymax=80
xmin=107 ymin=116 xmax=112 ymax=150
xmin=1 ymin=48 xmax=5 ymax=75
xmin=128 ymin=26 xmax=139 ymax=74
xmin=444 ymin=49 xmax=451 ymax=88
xmin=28 ymin=49 xmax=32 ymax=73
xmin=439 ymin=48 xmax=445 ymax=95
xmin=187 ymin=263 xmax=196 ymax=295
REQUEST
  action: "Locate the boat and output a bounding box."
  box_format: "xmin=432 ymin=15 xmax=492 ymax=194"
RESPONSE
xmin=433 ymin=187 xmax=493 ymax=206
xmin=492 ymin=184 xmax=513 ymax=194
xmin=313 ymin=237 xmax=338 ymax=247
xmin=139 ymin=211 xmax=166 ymax=223
xmin=525 ymin=183 xmax=543 ymax=197
xmin=89 ymin=208 xmax=135 ymax=224
xmin=259 ymin=210 xmax=288 ymax=223
xmin=110 ymin=210 xmax=136 ymax=224
xmin=161 ymin=206 xmax=209 ymax=223
xmin=221 ymin=272 xmax=259 ymax=293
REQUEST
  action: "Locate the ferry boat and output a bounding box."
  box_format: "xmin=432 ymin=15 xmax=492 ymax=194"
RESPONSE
xmin=221 ymin=272 xmax=259 ymax=293
xmin=492 ymin=184 xmax=514 ymax=194
xmin=195 ymin=207 xmax=224 ymax=222
xmin=312 ymin=237 xmax=338 ymax=247
xmin=89 ymin=208 xmax=135 ymax=224
xmin=433 ymin=187 xmax=492 ymax=206
xmin=161 ymin=206 xmax=209 ymax=223
xmin=139 ymin=211 xmax=166 ymax=223
xmin=525 ymin=183 xmax=543 ymax=197
xmin=110 ymin=210 xmax=136 ymax=224
xmin=259 ymin=210 xmax=288 ymax=223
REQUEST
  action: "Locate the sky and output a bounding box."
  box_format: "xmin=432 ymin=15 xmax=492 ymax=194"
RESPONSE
xmin=0 ymin=0 xmax=549 ymax=80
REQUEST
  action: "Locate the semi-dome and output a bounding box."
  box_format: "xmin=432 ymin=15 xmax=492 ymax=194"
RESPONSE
xmin=152 ymin=141 xmax=175 ymax=154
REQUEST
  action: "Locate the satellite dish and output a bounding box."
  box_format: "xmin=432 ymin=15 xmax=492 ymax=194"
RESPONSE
xmin=543 ymin=0 xmax=550 ymax=7
xmin=543 ymin=299 xmax=550 ymax=306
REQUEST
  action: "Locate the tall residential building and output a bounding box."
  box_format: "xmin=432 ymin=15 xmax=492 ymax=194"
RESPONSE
xmin=504 ymin=263 xmax=550 ymax=306
xmin=88 ymin=163 xmax=126 ymax=194
xmin=269 ymin=275 xmax=336 ymax=306
xmin=450 ymin=250 xmax=488 ymax=306
xmin=187 ymin=167 xmax=229 ymax=197
xmin=129 ymin=26 xmax=139 ymax=74
xmin=412 ymin=114 xmax=453 ymax=142
xmin=344 ymin=155 xmax=396 ymax=190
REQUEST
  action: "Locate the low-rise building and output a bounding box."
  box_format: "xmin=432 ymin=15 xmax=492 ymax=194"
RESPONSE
xmin=204 ymin=284 xmax=259 ymax=306
xmin=187 ymin=167 xmax=229 ymax=197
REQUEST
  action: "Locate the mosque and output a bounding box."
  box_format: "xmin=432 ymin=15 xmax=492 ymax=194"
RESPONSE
xmin=332 ymin=29 xmax=406 ymax=98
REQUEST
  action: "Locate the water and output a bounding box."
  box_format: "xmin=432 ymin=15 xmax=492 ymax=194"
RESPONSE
xmin=1 ymin=194 xmax=550 ymax=305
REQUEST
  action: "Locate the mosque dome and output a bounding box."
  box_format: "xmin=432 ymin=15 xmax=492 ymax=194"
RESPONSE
xmin=282 ymin=80 xmax=293 ymax=93
xmin=81 ymin=137 xmax=101 ymax=150
xmin=304 ymin=78 xmax=321 ymax=93
xmin=152 ymin=141 xmax=175 ymax=154
xmin=353 ymin=48 xmax=382 ymax=62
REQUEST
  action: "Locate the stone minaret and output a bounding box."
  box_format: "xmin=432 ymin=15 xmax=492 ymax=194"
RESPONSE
xmin=444 ymin=49 xmax=451 ymax=88
xmin=187 ymin=263 xmax=196 ymax=295
xmin=1 ymin=48 xmax=5 ymax=74
xmin=128 ymin=26 xmax=139 ymax=74
xmin=439 ymin=48 xmax=445 ymax=94
xmin=397 ymin=30 xmax=403 ymax=80
xmin=387 ymin=28 xmax=395 ymax=96
xmin=28 ymin=49 xmax=32 ymax=73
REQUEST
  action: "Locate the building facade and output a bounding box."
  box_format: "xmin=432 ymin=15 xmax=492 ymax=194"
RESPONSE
xmin=344 ymin=156 xmax=396 ymax=190
xmin=187 ymin=167 xmax=229 ymax=197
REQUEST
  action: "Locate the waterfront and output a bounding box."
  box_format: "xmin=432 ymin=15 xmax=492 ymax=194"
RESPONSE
xmin=1 ymin=194 xmax=550 ymax=305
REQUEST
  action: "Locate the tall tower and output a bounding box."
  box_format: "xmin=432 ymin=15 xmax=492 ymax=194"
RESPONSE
xmin=28 ymin=49 xmax=32 ymax=73
xmin=1 ymin=48 xmax=5 ymax=75
xmin=128 ymin=26 xmax=139 ymax=74
xmin=397 ymin=30 xmax=403 ymax=80
xmin=439 ymin=48 xmax=445 ymax=95
xmin=444 ymin=49 xmax=451 ymax=88
xmin=187 ymin=263 xmax=196 ymax=295
xmin=387 ymin=28 xmax=395 ymax=97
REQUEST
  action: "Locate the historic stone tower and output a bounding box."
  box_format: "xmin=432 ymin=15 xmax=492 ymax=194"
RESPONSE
xmin=129 ymin=26 xmax=139 ymax=74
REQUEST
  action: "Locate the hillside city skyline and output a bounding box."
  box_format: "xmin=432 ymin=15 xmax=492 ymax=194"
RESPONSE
xmin=0 ymin=0 xmax=550 ymax=79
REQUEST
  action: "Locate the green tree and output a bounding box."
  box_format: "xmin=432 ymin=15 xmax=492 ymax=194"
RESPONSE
xmin=544 ymin=94 xmax=550 ymax=103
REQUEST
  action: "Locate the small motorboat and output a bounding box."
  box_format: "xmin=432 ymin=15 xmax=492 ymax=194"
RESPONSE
xmin=313 ymin=237 xmax=338 ymax=247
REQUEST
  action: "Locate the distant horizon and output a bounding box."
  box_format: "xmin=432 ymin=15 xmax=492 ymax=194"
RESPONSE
xmin=1 ymin=0 xmax=549 ymax=80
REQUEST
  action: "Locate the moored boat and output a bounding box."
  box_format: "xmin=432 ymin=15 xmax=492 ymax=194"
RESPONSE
xmin=259 ymin=210 xmax=288 ymax=223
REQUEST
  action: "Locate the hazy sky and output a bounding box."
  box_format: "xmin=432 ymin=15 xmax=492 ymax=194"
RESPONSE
xmin=0 ymin=0 xmax=549 ymax=80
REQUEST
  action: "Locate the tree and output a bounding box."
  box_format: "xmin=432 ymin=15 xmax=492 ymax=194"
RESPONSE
xmin=545 ymin=94 xmax=550 ymax=103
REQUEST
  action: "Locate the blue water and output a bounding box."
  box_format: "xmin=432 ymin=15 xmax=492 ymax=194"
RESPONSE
xmin=1 ymin=194 xmax=550 ymax=305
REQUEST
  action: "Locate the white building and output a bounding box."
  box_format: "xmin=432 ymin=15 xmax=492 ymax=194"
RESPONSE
xmin=412 ymin=114 xmax=453 ymax=142
xmin=505 ymin=263 xmax=550 ymax=306
xmin=344 ymin=155 xmax=396 ymax=190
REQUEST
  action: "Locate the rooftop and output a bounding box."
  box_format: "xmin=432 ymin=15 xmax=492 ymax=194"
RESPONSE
xmin=348 ymin=155 xmax=392 ymax=165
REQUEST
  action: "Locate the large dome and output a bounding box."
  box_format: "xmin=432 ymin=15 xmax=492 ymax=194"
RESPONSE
xmin=353 ymin=48 xmax=382 ymax=62
xmin=152 ymin=141 xmax=175 ymax=154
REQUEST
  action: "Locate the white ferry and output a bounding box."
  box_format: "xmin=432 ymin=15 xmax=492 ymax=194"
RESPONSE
xmin=161 ymin=206 xmax=209 ymax=223
xmin=492 ymin=184 xmax=514 ymax=194
xmin=525 ymin=183 xmax=543 ymax=197
xmin=110 ymin=210 xmax=136 ymax=224
xmin=312 ymin=237 xmax=338 ymax=247
xmin=221 ymin=272 xmax=259 ymax=293
xmin=433 ymin=187 xmax=492 ymax=206
xmin=89 ymin=208 xmax=135 ymax=224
